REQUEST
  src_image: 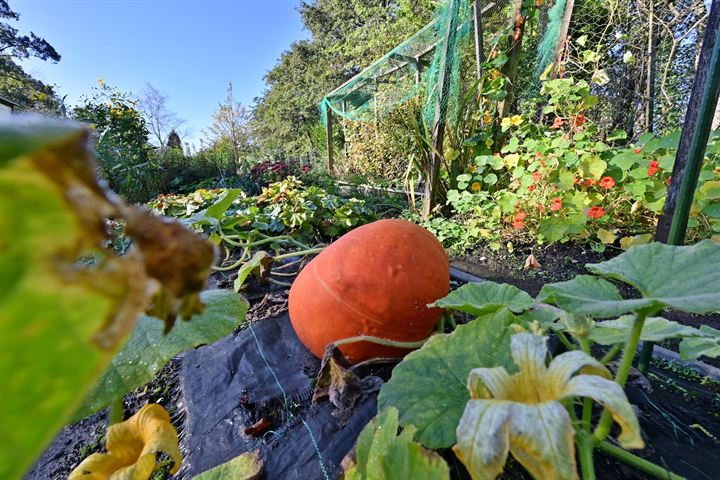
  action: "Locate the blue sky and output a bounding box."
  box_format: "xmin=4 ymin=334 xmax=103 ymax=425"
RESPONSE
xmin=15 ymin=0 xmax=309 ymax=147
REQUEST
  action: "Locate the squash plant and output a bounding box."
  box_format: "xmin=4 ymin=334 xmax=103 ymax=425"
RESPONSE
xmin=0 ymin=119 xmax=249 ymax=479
xmin=347 ymin=240 xmax=720 ymax=480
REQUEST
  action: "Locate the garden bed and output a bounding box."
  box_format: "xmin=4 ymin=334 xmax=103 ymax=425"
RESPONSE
xmin=28 ymin=248 xmax=720 ymax=479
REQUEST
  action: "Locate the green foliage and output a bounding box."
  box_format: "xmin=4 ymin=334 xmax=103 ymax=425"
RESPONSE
xmin=344 ymin=407 xmax=449 ymax=480
xmin=430 ymin=76 xmax=720 ymax=251
xmin=193 ymin=451 xmax=263 ymax=480
xmin=374 ymin=240 xmax=719 ymax=479
xmin=377 ymin=309 xmax=517 ymax=449
xmin=0 ymin=120 xmax=218 ymax=478
xmin=76 ymin=290 xmax=250 ymax=419
xmin=150 ymin=176 xmax=375 ymax=244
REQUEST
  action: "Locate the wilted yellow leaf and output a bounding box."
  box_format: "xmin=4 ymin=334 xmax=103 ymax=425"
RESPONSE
xmin=596 ymin=228 xmax=617 ymax=244
xmin=69 ymin=404 xmax=181 ymax=480
xmin=503 ymin=154 xmax=520 ymax=169
xmin=619 ymin=234 xmax=653 ymax=250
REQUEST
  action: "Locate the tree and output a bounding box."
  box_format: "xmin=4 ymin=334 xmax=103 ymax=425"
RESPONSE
xmin=0 ymin=0 xmax=60 ymax=61
xmin=0 ymin=1 xmax=61 ymax=112
xmin=138 ymin=83 xmax=185 ymax=149
xmin=205 ymin=82 xmax=252 ymax=164
xmin=166 ymin=129 xmax=182 ymax=151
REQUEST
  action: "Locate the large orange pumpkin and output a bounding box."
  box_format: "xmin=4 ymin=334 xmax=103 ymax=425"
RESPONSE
xmin=288 ymin=219 xmax=449 ymax=363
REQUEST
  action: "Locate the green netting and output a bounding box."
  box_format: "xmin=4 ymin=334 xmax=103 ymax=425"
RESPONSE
xmin=320 ymin=0 xmax=473 ymax=131
xmin=534 ymin=0 xmax=567 ymax=80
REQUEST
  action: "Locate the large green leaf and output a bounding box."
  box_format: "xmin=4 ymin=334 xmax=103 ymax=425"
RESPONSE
xmin=377 ymin=310 xmax=516 ymax=449
xmin=76 ymin=290 xmax=249 ymax=418
xmin=430 ymin=282 xmax=533 ymax=316
xmin=1 ymin=121 xmax=216 ymax=479
xmin=538 ymin=275 xmax=651 ymax=318
xmin=193 ymin=450 xmax=263 ymax=480
xmin=586 ymin=241 xmax=720 ymax=314
xmin=679 ymin=325 xmax=720 ymax=360
xmin=589 ymin=315 xmax=708 ymax=345
xmin=344 ymin=407 xmax=449 ymax=480
xmin=1 ymin=151 xmax=114 ymax=479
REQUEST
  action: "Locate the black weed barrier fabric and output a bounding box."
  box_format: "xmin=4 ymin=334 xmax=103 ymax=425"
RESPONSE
xmin=177 ymin=313 xmax=378 ymax=479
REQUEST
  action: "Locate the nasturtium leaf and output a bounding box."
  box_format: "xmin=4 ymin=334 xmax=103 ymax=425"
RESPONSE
xmin=587 ymin=241 xmax=720 ymax=314
xmin=589 ymin=315 xmax=708 ymax=346
xmin=377 ymin=310 xmax=516 ymax=448
xmin=430 ymin=282 xmax=533 ymax=316
xmin=679 ymin=325 xmax=720 ymax=360
xmin=538 ymin=275 xmax=651 ymax=318
xmin=344 ymin=408 xmax=449 ymax=480
xmin=76 ymin=290 xmax=249 ymax=419
xmin=69 ymin=404 xmax=181 ymax=479
xmin=193 ymin=450 xmax=263 ymax=480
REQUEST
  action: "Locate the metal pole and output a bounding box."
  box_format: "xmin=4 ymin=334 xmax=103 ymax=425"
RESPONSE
xmin=326 ymin=106 xmax=334 ymax=175
xmin=473 ymin=0 xmax=485 ymax=79
xmin=638 ymin=0 xmax=720 ymax=374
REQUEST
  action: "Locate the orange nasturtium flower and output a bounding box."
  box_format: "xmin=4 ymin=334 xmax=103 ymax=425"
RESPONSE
xmin=550 ymin=197 xmax=563 ymax=211
xmin=513 ymin=212 xmax=526 ymax=229
xmin=647 ymin=160 xmax=660 ymax=176
xmin=551 ymin=117 xmax=565 ymax=129
xmin=69 ymin=404 xmax=181 ymax=480
xmin=454 ymin=334 xmax=643 ymax=480
xmin=586 ymin=206 xmax=605 ymax=220
xmin=584 ymin=178 xmax=596 ymax=187
xmin=471 ymin=182 xmax=482 ymax=192
xmin=574 ymin=113 xmax=586 ymax=127
xmin=599 ymin=176 xmax=616 ymax=189
xmin=532 ymin=171 xmax=542 ymax=183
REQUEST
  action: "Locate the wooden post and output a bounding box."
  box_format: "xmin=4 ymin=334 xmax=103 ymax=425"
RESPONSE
xmin=326 ymin=106 xmax=334 ymax=175
xmin=473 ymin=0 xmax=485 ymax=79
xmin=645 ymin=1 xmax=658 ymax=132
xmin=423 ymin=0 xmax=459 ymax=218
xmin=499 ymin=0 xmax=528 ymax=118
xmin=554 ymin=0 xmax=575 ymax=74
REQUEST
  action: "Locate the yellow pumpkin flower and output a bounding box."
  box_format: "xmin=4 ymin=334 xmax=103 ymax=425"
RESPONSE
xmin=69 ymin=404 xmax=181 ymax=480
xmin=471 ymin=182 xmax=482 ymax=192
xmin=454 ymin=333 xmax=643 ymax=480
xmin=469 ymin=165 xmax=478 ymax=174
xmin=483 ymin=112 xmax=492 ymax=124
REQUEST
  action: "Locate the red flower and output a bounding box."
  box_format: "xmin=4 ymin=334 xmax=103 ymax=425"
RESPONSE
xmin=584 ymin=178 xmax=596 ymax=187
xmin=599 ymin=176 xmax=616 ymax=189
xmin=573 ymin=176 xmax=581 ymax=185
xmin=532 ymin=171 xmax=542 ymax=183
xmin=513 ymin=212 xmax=526 ymax=229
xmin=574 ymin=113 xmax=586 ymax=127
xmin=540 ymin=159 xmax=547 ymax=167
xmin=648 ymin=160 xmax=660 ymax=176
xmin=634 ymin=147 xmax=642 ymax=155
xmin=551 ymin=117 xmax=565 ymax=129
xmin=586 ymin=206 xmax=605 ymax=220
xmin=536 ymin=151 xmax=543 ymax=159
xmin=528 ymin=184 xmax=536 ymax=192
xmin=550 ymin=197 xmax=562 ymax=211
xmin=666 ymin=176 xmax=672 ymax=185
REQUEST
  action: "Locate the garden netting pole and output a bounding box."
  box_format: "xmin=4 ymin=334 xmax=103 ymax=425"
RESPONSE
xmin=326 ymin=107 xmax=334 ymax=174
xmin=638 ymin=0 xmax=720 ymax=374
xmin=473 ymin=0 xmax=485 ymax=79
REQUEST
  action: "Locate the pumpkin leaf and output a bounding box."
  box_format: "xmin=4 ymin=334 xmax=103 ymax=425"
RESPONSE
xmin=76 ymin=290 xmax=250 ymax=419
xmin=192 ymin=450 xmax=263 ymax=480
xmin=0 ymin=121 xmax=214 ymax=479
xmin=430 ymin=282 xmax=533 ymax=316
xmin=377 ymin=310 xmax=516 ymax=448
xmin=589 ymin=315 xmax=709 ymax=345
xmin=587 ymin=241 xmax=720 ymax=314
xmin=538 ymin=275 xmax=651 ymax=318
xmin=69 ymin=404 xmax=181 ymax=479
xmin=343 ymin=407 xmax=449 ymax=480
xmin=679 ymin=325 xmax=720 ymax=360
xmin=234 ymin=251 xmax=274 ymax=292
